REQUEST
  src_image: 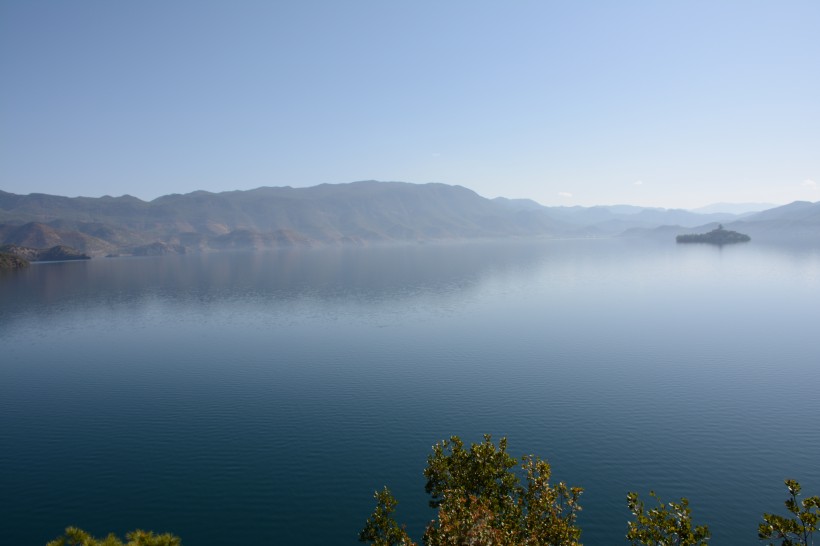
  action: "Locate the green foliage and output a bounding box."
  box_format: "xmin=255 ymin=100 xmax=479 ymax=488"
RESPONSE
xmin=424 ymin=435 xmax=520 ymax=511
xmin=518 ymin=455 xmax=583 ymax=545
xmin=626 ymin=491 xmax=710 ymax=546
xmin=759 ymin=480 xmax=820 ymax=545
xmin=46 ymin=527 xmax=181 ymax=546
xmin=362 ymin=434 xmax=583 ymax=546
xmin=359 ymin=487 xmax=416 ymax=546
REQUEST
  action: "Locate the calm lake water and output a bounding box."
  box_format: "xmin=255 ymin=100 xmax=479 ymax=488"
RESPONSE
xmin=2 ymin=239 xmax=819 ymax=545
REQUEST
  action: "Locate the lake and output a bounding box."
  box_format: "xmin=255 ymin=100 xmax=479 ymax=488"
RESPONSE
xmin=1 ymin=239 xmax=819 ymax=544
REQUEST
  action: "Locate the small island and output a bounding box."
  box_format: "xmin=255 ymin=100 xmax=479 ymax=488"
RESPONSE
xmin=676 ymin=224 xmax=751 ymax=245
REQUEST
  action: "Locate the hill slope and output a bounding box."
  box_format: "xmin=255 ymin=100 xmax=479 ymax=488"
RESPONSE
xmin=2 ymin=182 xmax=816 ymax=254
xmin=0 ymin=182 xmax=571 ymax=254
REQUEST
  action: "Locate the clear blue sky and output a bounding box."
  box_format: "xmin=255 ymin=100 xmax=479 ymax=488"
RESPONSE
xmin=1 ymin=0 xmax=818 ymax=208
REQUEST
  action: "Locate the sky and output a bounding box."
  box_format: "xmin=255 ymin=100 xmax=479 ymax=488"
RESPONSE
xmin=1 ymin=0 xmax=818 ymax=209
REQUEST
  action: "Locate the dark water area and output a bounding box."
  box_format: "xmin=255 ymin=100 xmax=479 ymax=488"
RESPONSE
xmin=2 ymin=239 xmax=819 ymax=544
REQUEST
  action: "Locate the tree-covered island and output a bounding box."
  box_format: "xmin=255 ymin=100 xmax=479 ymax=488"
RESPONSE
xmin=676 ymin=224 xmax=751 ymax=245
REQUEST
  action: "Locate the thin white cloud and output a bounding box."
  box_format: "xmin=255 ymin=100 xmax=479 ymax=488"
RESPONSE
xmin=558 ymin=192 xmax=573 ymax=198
xmin=802 ymin=179 xmax=817 ymax=188
xmin=634 ymin=180 xmax=643 ymax=186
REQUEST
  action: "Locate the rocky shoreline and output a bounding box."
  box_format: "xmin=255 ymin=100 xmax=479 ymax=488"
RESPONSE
xmin=0 ymin=244 xmax=91 ymax=262
xmin=0 ymin=252 xmax=29 ymax=270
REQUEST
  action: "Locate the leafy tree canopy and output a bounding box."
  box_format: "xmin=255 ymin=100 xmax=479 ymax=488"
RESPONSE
xmin=43 ymin=443 xmax=817 ymax=546
xmin=47 ymin=527 xmax=181 ymax=546
xmin=759 ymin=479 xmax=820 ymax=546
xmin=626 ymin=490 xmax=710 ymax=546
xmin=360 ymin=434 xmax=583 ymax=546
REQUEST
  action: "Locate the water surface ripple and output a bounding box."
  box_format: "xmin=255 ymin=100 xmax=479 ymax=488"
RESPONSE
xmin=1 ymin=240 xmax=819 ymax=544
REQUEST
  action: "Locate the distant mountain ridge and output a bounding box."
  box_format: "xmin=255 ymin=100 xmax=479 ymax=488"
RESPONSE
xmin=1 ymin=182 xmax=817 ymax=255
xmin=689 ymin=202 xmax=777 ymax=215
xmin=1 ymin=182 xmax=571 ymax=255
xmin=725 ymin=201 xmax=820 ymax=243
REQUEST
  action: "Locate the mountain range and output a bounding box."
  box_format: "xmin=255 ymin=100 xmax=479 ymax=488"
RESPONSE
xmin=1 ymin=181 xmax=817 ymax=256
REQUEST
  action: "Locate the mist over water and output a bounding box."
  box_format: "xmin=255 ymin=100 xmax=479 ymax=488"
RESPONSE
xmin=2 ymin=239 xmax=819 ymax=544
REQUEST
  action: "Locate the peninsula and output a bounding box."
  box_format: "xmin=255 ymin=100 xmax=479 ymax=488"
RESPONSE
xmin=676 ymin=225 xmax=751 ymax=245
xmin=0 ymin=244 xmax=91 ymax=262
xmin=0 ymin=252 xmax=29 ymax=270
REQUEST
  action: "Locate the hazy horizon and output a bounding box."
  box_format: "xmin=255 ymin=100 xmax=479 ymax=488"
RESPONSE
xmin=2 ymin=1 xmax=818 ymax=209
xmin=0 ymin=179 xmax=799 ymax=213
